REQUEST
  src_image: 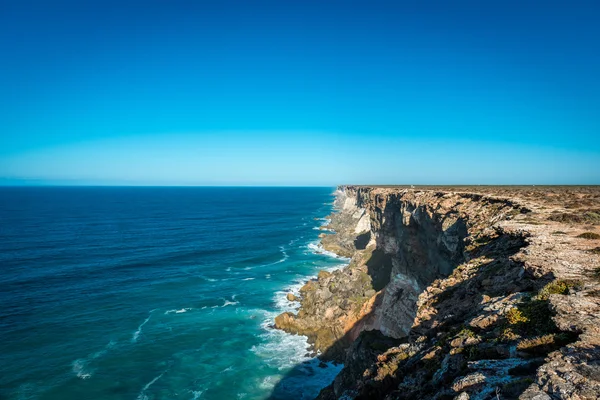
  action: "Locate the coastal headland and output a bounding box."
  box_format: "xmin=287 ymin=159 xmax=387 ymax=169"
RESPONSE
xmin=275 ymin=186 xmax=600 ymax=399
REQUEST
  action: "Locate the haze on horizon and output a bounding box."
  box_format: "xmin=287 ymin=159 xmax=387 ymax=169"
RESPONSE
xmin=1 ymin=0 xmax=599 ymax=186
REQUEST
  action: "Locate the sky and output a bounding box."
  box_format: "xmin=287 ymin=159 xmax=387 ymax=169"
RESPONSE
xmin=1 ymin=0 xmax=599 ymax=185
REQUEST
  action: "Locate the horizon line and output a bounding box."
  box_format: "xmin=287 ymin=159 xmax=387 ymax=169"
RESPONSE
xmin=2 ymin=184 xmax=600 ymax=188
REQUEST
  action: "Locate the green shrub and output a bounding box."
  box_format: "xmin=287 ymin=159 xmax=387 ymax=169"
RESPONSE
xmin=538 ymin=281 xmax=569 ymax=300
xmin=456 ymin=327 xmax=476 ymax=338
xmin=506 ymin=308 xmax=528 ymax=325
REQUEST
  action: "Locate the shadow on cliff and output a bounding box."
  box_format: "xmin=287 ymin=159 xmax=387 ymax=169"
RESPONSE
xmin=267 ymin=202 xmax=473 ymax=399
xmin=327 ymin=232 xmax=565 ymax=400
xmin=267 ymin=204 xmax=544 ymax=400
xmin=266 ymin=293 xmax=392 ymax=400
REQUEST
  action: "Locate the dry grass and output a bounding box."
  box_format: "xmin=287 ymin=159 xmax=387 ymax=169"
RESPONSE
xmin=549 ymin=211 xmax=600 ymax=225
xmin=516 ymin=332 xmax=577 ymax=356
xmin=517 ymin=334 xmax=556 ymax=351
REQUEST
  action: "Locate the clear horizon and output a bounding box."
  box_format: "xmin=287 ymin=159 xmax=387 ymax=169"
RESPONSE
xmin=2 ymin=1 xmax=599 ymax=186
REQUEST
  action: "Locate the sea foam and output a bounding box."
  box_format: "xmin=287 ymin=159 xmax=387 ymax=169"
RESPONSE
xmin=72 ymin=340 xmax=116 ymax=380
xmin=306 ymin=241 xmax=350 ymax=261
xmin=251 ymin=289 xmax=343 ymax=398
xmin=132 ymin=310 xmax=155 ymax=342
xmin=248 ymin=234 xmax=350 ymax=397
xmin=165 ymin=308 xmax=192 ymax=315
xmin=136 ymin=371 xmax=166 ymax=400
xmin=221 ymin=295 xmax=239 ymax=307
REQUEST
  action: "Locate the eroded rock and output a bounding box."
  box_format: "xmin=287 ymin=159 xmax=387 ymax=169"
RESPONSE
xmin=272 ymin=186 xmax=600 ymax=399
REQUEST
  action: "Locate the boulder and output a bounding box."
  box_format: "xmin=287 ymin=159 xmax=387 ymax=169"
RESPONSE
xmin=286 ymin=292 xmax=297 ymax=302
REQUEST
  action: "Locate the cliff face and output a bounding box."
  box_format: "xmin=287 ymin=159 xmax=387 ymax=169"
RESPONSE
xmin=274 ymin=186 xmax=600 ymax=400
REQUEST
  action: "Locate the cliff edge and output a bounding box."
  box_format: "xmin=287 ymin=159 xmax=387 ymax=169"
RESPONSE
xmin=275 ymin=186 xmax=600 ymax=400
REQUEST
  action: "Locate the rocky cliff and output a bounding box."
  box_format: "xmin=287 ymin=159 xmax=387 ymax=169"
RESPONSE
xmin=275 ymin=186 xmax=600 ymax=400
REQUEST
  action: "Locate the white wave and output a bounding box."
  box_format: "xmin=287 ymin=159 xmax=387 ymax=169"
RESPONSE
xmin=311 ymin=218 xmax=333 ymax=233
xmin=252 ymin=339 xmax=343 ymax=397
xmin=165 ymin=308 xmax=192 ymax=315
xmin=306 ymin=241 xmax=350 ymax=261
xmin=90 ymin=340 xmax=115 ymax=359
xmin=242 ymin=277 xmax=255 ymax=281
xmin=273 ymin=275 xmax=312 ymax=313
xmin=265 ymin=274 xmax=271 ymax=279
xmin=72 ymin=359 xmax=92 ymax=380
xmin=289 ymin=236 xmax=305 ymax=246
xmin=270 ymin=260 xmax=343 ymax=316
xmin=198 ymin=275 xmax=218 ymax=282
xmin=71 ymin=340 xmax=116 ymax=380
xmin=191 ymin=390 xmax=205 ymax=399
xmin=259 ymin=375 xmax=281 ymax=390
xmin=132 ymin=310 xmax=154 ymax=342
xmin=255 ymin=246 xmax=289 ymax=268
xmin=137 ymin=371 xmax=166 ymax=400
xmin=268 ymin=257 xmax=287 ymax=267
xmin=256 ymin=274 xmax=332 ymax=365
xmin=279 ymin=245 xmax=289 ymax=260
xmin=251 ymin=315 xmax=343 ymax=390
xmin=221 ymin=296 xmax=239 ymax=307
xmin=247 ymin=230 xmax=349 ymax=396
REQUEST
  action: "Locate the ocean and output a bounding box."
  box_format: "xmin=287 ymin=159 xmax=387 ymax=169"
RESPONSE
xmin=0 ymin=187 xmax=346 ymax=400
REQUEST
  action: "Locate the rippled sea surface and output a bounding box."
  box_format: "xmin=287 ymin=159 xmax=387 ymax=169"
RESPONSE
xmin=0 ymin=187 xmax=345 ymax=400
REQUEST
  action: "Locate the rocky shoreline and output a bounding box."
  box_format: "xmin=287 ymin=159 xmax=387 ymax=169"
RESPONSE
xmin=274 ymin=186 xmax=600 ymax=400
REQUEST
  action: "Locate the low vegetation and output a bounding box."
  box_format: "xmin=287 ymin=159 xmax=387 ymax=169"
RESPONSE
xmin=537 ymin=280 xmax=570 ymax=300
xmin=516 ymin=333 xmax=575 ymax=356
xmin=501 ymin=280 xmax=579 ymax=341
xmin=576 ymin=232 xmax=600 ymax=240
xmin=548 ymin=210 xmax=600 ymax=225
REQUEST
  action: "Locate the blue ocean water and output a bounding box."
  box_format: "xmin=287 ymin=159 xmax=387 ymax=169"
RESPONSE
xmin=0 ymin=187 xmax=346 ymax=400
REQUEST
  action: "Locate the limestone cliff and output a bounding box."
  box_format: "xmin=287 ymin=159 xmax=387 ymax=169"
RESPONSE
xmin=275 ymin=186 xmax=600 ymax=400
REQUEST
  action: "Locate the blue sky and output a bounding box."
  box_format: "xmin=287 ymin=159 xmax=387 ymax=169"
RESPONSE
xmin=1 ymin=0 xmax=599 ymax=185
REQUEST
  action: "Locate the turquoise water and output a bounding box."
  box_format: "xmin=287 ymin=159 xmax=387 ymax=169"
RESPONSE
xmin=0 ymin=187 xmax=345 ymax=400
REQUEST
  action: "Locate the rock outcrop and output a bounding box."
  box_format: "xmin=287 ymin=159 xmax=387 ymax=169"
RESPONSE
xmin=274 ymin=186 xmax=600 ymax=400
